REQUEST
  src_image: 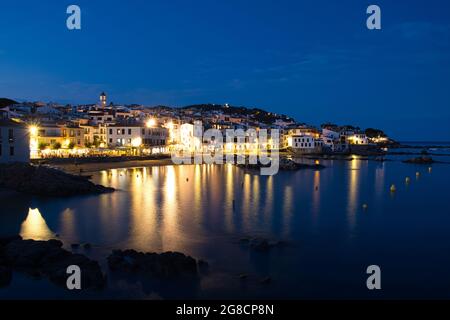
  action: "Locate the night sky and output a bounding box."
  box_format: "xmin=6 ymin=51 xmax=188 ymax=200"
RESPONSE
xmin=1 ymin=0 xmax=449 ymax=140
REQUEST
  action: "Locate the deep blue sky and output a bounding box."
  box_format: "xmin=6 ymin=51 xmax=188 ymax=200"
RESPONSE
xmin=1 ymin=0 xmax=449 ymax=140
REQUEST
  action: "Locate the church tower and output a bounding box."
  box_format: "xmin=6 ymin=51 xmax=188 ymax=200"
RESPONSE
xmin=100 ymin=92 xmax=107 ymax=108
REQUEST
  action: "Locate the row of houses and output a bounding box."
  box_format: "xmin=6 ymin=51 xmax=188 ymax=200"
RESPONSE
xmin=0 ymin=92 xmax=382 ymax=162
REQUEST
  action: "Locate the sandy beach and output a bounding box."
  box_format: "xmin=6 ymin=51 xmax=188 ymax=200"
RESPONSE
xmin=51 ymin=158 xmax=175 ymax=174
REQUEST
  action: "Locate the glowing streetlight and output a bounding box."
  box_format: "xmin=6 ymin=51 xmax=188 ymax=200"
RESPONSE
xmin=146 ymin=118 xmax=156 ymax=128
xmin=29 ymin=125 xmax=38 ymax=137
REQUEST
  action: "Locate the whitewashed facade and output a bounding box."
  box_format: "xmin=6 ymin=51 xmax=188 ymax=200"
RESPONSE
xmin=0 ymin=119 xmax=30 ymax=163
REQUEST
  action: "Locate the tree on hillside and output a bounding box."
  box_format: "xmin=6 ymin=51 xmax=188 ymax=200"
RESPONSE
xmin=365 ymin=128 xmax=387 ymax=138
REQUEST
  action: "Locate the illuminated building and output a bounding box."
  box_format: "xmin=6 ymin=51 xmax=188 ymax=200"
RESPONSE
xmin=0 ymin=119 xmax=30 ymax=163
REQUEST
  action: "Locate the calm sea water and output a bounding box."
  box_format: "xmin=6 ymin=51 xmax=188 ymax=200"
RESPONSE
xmin=1 ymin=148 xmax=450 ymax=299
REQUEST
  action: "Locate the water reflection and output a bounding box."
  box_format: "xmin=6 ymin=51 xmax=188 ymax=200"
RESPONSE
xmin=375 ymin=163 xmax=385 ymax=199
xmin=2 ymin=160 xmax=450 ymax=299
xmin=20 ymin=208 xmax=54 ymax=240
xmin=312 ymin=170 xmax=321 ymax=226
xmin=282 ymin=185 xmax=293 ymax=237
xmin=347 ymin=158 xmax=361 ymax=231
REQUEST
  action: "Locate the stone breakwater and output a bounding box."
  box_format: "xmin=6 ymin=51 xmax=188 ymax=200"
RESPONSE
xmin=0 ymin=163 xmax=114 ymax=196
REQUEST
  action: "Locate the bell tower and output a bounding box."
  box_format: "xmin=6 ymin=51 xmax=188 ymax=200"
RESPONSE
xmin=100 ymin=92 xmax=107 ymax=108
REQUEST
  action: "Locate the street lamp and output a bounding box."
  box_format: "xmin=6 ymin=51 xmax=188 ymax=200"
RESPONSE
xmin=146 ymin=118 xmax=156 ymax=128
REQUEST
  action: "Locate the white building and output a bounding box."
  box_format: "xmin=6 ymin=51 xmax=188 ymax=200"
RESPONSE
xmin=106 ymin=124 xmax=168 ymax=148
xmin=179 ymin=122 xmax=202 ymax=151
xmin=107 ymin=124 xmax=143 ymax=148
xmin=0 ymin=119 xmax=30 ymax=163
xmin=346 ymin=133 xmax=368 ymax=145
xmin=287 ymin=135 xmax=318 ymax=153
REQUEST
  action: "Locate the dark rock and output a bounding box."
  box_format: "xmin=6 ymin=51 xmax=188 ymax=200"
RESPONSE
xmin=2 ymin=238 xmax=105 ymax=289
xmin=0 ymin=266 xmax=12 ymax=287
xmin=0 ymin=235 xmax=22 ymax=248
xmin=198 ymin=259 xmax=209 ymax=270
xmin=238 ymin=158 xmax=325 ymax=171
xmin=71 ymin=243 xmax=80 ymax=249
xmin=250 ymin=238 xmax=271 ymax=251
xmin=271 ymin=240 xmax=288 ymax=248
xmin=107 ymin=249 xmax=198 ymax=279
xmin=0 ymin=163 xmax=114 ymax=197
xmin=83 ymin=243 xmax=92 ymax=250
xmin=239 ymin=273 xmax=248 ymax=280
xmin=403 ymin=156 xmax=435 ymax=164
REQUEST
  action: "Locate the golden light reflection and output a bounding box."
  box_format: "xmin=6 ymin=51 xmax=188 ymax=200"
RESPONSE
xmin=282 ymin=185 xmax=293 ymax=237
xmin=241 ymin=173 xmax=252 ymax=229
xmin=263 ymin=176 xmax=273 ymax=223
xmin=347 ymin=158 xmax=361 ymax=230
xmin=161 ymin=166 xmax=179 ymax=251
xmin=194 ymin=164 xmax=202 ymax=224
xmin=312 ymin=170 xmax=321 ymax=224
xmin=224 ymin=164 xmax=235 ymax=232
xmin=252 ymin=174 xmax=260 ymax=218
xmin=128 ymin=167 xmax=160 ymax=251
xmin=20 ymin=208 xmax=54 ymax=240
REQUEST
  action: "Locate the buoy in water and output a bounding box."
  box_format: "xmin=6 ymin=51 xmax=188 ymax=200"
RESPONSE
xmin=315 ymin=186 xmax=318 ymax=191
xmin=186 ymin=178 xmax=189 ymax=182
xmin=416 ymin=172 xmax=420 ymax=178
xmin=428 ymin=167 xmax=432 ymax=173
xmin=362 ymin=203 xmax=368 ymax=210
xmin=405 ymin=177 xmax=410 ymax=184
xmin=390 ymin=184 xmax=396 ymax=192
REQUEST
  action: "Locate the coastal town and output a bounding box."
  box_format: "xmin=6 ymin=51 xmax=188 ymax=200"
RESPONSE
xmin=0 ymin=93 xmax=393 ymax=164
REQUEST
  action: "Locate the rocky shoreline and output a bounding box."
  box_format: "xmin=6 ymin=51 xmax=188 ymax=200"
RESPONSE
xmin=237 ymin=157 xmax=325 ymax=171
xmin=402 ymin=156 xmax=435 ymax=164
xmin=0 ymin=236 xmax=205 ymax=290
xmin=0 ymin=236 xmax=105 ymax=289
xmin=0 ymin=163 xmax=114 ymax=196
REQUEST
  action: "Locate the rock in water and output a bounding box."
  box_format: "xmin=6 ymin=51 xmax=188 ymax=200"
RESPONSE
xmin=1 ymin=236 xmax=105 ymax=289
xmin=198 ymin=259 xmax=209 ymax=270
xmin=402 ymin=156 xmax=435 ymax=164
xmin=107 ymin=249 xmax=198 ymax=279
xmin=0 ymin=163 xmax=114 ymax=196
xmin=0 ymin=266 xmax=12 ymax=287
xmin=249 ymin=238 xmax=271 ymax=251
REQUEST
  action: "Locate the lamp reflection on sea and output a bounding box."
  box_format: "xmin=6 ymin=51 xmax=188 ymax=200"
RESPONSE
xmin=347 ymin=157 xmax=361 ymax=231
xmin=312 ymin=170 xmax=321 ymax=226
xmin=20 ymin=208 xmax=54 ymax=240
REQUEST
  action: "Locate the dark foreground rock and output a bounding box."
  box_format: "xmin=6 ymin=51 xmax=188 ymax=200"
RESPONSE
xmin=107 ymin=249 xmax=198 ymax=279
xmin=402 ymin=156 xmax=435 ymax=164
xmin=0 ymin=266 xmax=12 ymax=287
xmin=0 ymin=163 xmax=114 ymax=196
xmin=0 ymin=236 xmax=105 ymax=289
xmin=238 ymin=158 xmax=325 ymax=171
xmin=240 ymin=237 xmax=288 ymax=252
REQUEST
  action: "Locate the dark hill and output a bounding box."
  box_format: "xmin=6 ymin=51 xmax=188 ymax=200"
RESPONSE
xmin=0 ymin=98 xmax=18 ymax=108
